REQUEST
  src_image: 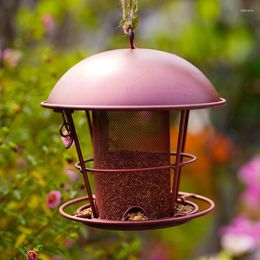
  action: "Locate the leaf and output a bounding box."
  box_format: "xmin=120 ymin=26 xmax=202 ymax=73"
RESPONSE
xmin=17 ymin=215 xmax=26 ymax=225
xmin=16 ymin=246 xmax=27 ymax=255
xmin=27 ymin=155 xmax=37 ymax=166
xmin=120 ymin=0 xmax=138 ymax=33
xmin=42 ymin=245 xmax=64 ymax=256
xmin=8 ymin=141 xmax=17 ymax=149
xmin=34 ymin=244 xmax=43 ymax=252
xmin=120 ymin=19 xmax=126 ymax=28
xmin=132 ymin=17 xmax=138 ymax=30
xmin=13 ymin=190 xmax=21 ymax=200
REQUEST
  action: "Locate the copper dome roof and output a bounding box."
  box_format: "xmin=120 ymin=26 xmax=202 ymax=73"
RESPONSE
xmin=41 ymin=48 xmax=225 ymax=110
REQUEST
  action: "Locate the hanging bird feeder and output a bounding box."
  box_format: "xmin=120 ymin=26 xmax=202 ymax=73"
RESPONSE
xmin=41 ymin=27 xmax=225 ymax=230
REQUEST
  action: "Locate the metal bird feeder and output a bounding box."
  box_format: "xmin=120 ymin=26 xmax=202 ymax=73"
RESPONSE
xmin=41 ymin=37 xmax=225 ymax=230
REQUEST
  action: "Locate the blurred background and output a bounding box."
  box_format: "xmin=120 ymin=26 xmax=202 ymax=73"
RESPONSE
xmin=0 ymin=0 xmax=259 ymax=259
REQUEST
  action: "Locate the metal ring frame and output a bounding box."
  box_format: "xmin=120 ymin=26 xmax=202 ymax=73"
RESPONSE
xmin=59 ymin=192 xmax=215 ymax=230
xmin=41 ymin=98 xmax=226 ymax=111
xmin=61 ymin=110 xmax=99 ymax=218
xmin=57 ymin=108 xmax=215 ymax=227
xmin=74 ymin=152 xmax=196 ymax=173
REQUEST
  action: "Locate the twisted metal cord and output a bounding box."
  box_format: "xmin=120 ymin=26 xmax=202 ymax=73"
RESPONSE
xmin=120 ymin=0 xmax=138 ymax=48
xmin=128 ymin=27 xmax=135 ymax=49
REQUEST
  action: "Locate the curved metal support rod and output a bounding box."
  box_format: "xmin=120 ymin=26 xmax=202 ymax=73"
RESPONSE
xmin=85 ymin=111 xmax=93 ymax=144
xmin=64 ymin=110 xmax=99 ymax=218
xmin=74 ymin=152 xmax=196 ymax=173
xmin=176 ymin=110 xmax=190 ymax=195
xmin=170 ymin=110 xmax=190 ymax=215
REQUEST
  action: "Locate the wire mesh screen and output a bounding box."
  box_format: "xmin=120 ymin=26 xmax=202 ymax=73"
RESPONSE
xmin=92 ymin=111 xmax=171 ymax=220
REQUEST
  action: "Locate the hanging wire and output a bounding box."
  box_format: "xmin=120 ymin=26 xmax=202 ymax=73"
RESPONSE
xmin=120 ymin=0 xmax=138 ymax=49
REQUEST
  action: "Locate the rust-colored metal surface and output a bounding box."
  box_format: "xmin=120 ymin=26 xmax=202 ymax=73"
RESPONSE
xmin=170 ymin=110 xmax=190 ymax=214
xmin=41 ymin=48 xmax=225 ymax=110
xmin=61 ymin=110 xmax=98 ymax=217
xmin=92 ymin=111 xmax=170 ymax=220
xmin=74 ymin=153 xmax=196 ymax=172
xmin=53 ymin=108 xmax=212 ymax=230
xmin=41 ymin=46 xmax=226 ymax=230
xmin=59 ymin=192 xmax=215 ymax=230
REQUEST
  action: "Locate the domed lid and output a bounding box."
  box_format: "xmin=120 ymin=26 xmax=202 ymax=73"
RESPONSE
xmin=41 ymin=48 xmax=225 ymax=110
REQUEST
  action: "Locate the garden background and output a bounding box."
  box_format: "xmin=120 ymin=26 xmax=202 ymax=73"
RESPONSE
xmin=0 ymin=0 xmax=260 ymax=259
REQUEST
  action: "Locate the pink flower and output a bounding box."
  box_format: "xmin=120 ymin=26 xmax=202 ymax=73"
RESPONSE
xmin=221 ymin=233 xmax=255 ymax=256
xmin=220 ymin=155 xmax=260 ymax=256
xmin=239 ymin=156 xmax=260 ymax=187
xmin=220 ymin=215 xmax=253 ymax=235
xmin=1 ymin=48 xmax=21 ymax=67
xmin=64 ymin=168 xmax=78 ymax=182
xmin=251 ymin=221 xmax=260 ymax=242
xmin=27 ymin=250 xmax=38 ymax=260
xmin=51 ymin=257 xmax=62 ymax=260
xmin=240 ymin=185 xmax=260 ymax=208
xmin=221 ymin=215 xmax=253 ymax=237
xmin=145 ymin=242 xmax=171 ymax=260
xmin=64 ymin=238 xmax=73 ymax=248
xmin=46 ymin=191 xmax=61 ymax=208
xmin=220 ymin=215 xmax=259 ymax=256
xmin=42 ymin=14 xmax=54 ymax=32
xmin=61 ymin=183 xmax=71 ymax=191
xmin=16 ymin=157 xmax=27 ymax=167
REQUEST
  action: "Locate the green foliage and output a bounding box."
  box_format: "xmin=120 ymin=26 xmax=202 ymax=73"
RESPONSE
xmin=120 ymin=0 xmax=138 ymax=33
xmin=0 ymin=0 xmax=259 ymax=259
xmin=0 ymin=1 xmax=142 ymax=258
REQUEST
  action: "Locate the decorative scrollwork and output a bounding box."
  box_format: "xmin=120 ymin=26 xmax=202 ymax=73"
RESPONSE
xmin=59 ymin=111 xmax=74 ymax=149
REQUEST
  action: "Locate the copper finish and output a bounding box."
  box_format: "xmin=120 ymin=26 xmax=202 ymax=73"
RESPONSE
xmin=85 ymin=111 xmax=93 ymax=143
xmin=41 ymin=48 xmax=225 ymax=110
xmin=170 ymin=110 xmax=190 ymax=214
xmin=59 ymin=192 xmax=215 ymax=230
xmin=92 ymin=110 xmax=170 ymax=220
xmin=128 ymin=28 xmax=135 ymax=49
xmin=74 ymin=153 xmax=197 ymax=172
xmin=41 ymin=47 xmax=226 ymax=230
xmin=64 ymin=111 xmax=98 ymax=218
xmin=42 ymin=99 xmax=225 ymax=111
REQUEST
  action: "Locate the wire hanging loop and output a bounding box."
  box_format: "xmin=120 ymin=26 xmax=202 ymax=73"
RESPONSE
xmin=120 ymin=0 xmax=138 ymax=49
xmin=128 ymin=27 xmax=135 ymax=49
xmin=59 ymin=111 xmax=74 ymax=149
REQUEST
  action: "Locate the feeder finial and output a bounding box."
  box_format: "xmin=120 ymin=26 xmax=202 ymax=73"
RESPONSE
xmin=120 ymin=0 xmax=138 ymax=49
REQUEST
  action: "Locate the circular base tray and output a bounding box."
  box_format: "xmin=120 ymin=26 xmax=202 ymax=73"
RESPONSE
xmin=59 ymin=192 xmax=215 ymax=230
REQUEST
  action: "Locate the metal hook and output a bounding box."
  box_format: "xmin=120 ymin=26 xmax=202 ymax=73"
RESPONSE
xmin=59 ymin=111 xmax=74 ymax=149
